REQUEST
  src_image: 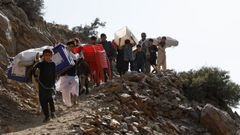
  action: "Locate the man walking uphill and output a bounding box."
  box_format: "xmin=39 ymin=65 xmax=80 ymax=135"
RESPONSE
xmin=100 ymin=33 xmax=117 ymax=78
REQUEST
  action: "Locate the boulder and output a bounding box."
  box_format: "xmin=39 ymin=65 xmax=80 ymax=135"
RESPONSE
xmin=0 ymin=67 xmax=7 ymax=84
xmin=200 ymin=104 xmax=240 ymax=135
xmin=0 ymin=44 xmax=9 ymax=68
xmin=0 ymin=11 xmax=15 ymax=55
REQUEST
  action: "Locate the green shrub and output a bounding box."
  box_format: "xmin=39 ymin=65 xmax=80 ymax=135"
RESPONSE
xmin=179 ymin=67 xmax=240 ymax=107
xmin=14 ymin=0 xmax=44 ymax=22
xmin=72 ymin=18 xmax=106 ymax=42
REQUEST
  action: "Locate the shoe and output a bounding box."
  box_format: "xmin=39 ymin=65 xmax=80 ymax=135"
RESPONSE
xmin=43 ymin=117 xmax=50 ymax=123
xmin=51 ymin=112 xmax=56 ymax=119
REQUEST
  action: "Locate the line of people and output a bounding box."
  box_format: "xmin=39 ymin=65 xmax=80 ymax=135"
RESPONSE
xmin=115 ymin=32 xmax=167 ymax=75
xmin=32 ymin=32 xmax=168 ymax=123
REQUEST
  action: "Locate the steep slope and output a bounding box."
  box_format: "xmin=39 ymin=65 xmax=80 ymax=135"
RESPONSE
xmin=3 ymin=71 xmax=239 ymax=135
xmin=0 ymin=1 xmax=80 ymax=133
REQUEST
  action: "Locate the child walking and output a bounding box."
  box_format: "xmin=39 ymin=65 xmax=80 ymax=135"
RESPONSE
xmin=34 ymin=49 xmax=56 ymax=122
xmin=134 ymin=45 xmax=146 ymax=72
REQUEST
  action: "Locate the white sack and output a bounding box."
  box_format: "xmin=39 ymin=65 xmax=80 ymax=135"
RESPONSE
xmin=11 ymin=46 xmax=52 ymax=77
xmin=155 ymin=36 xmax=179 ymax=47
xmin=114 ymin=26 xmax=138 ymax=46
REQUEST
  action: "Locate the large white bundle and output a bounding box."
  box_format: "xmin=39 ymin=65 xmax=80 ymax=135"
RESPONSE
xmin=155 ymin=36 xmax=179 ymax=47
xmin=14 ymin=46 xmax=53 ymax=66
xmin=114 ymin=26 xmax=138 ymax=46
xmin=11 ymin=46 xmax=52 ymax=77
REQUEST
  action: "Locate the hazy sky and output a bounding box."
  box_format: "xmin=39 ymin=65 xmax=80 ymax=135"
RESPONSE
xmin=43 ymin=0 xmax=240 ymax=84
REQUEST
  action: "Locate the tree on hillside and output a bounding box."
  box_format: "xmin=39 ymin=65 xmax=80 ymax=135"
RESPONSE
xmin=72 ymin=18 xmax=106 ymax=42
xmin=14 ymin=0 xmax=44 ymax=22
xmin=179 ymin=67 xmax=240 ymax=108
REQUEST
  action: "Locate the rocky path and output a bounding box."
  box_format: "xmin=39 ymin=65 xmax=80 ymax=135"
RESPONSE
xmin=5 ymin=93 xmax=96 ymax=135
xmin=2 ymin=72 xmax=240 ymax=135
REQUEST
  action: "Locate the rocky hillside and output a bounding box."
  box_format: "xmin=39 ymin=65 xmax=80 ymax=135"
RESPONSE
xmin=0 ymin=0 xmax=81 ymax=133
xmin=1 ymin=71 xmax=240 ymax=135
xmin=0 ymin=0 xmax=240 ymax=135
xmin=0 ymin=0 xmax=81 ymax=57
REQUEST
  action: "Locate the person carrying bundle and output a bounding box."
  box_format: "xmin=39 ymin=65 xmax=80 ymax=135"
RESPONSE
xmin=157 ymin=37 xmax=167 ymax=71
xmin=33 ymin=49 xmax=56 ymax=123
xmin=57 ymin=40 xmax=79 ymax=107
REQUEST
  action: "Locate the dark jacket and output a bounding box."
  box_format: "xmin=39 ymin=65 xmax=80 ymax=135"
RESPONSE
xmin=101 ymin=41 xmax=117 ymax=59
xmin=134 ymin=51 xmax=146 ymax=65
xmin=123 ymin=43 xmax=134 ymax=61
xmin=116 ymin=48 xmax=125 ymax=73
xmin=149 ymin=45 xmax=158 ymax=59
xmin=34 ymin=61 xmax=56 ymax=88
xmin=76 ymin=59 xmax=90 ymax=76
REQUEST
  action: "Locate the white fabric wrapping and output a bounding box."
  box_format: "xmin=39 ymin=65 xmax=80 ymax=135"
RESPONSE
xmin=155 ymin=36 xmax=179 ymax=47
xmin=114 ymin=26 xmax=138 ymax=46
xmin=56 ymin=76 xmax=79 ymax=107
xmin=11 ymin=46 xmax=52 ymax=77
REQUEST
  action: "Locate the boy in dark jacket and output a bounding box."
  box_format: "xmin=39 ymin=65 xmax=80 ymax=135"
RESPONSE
xmin=149 ymin=39 xmax=158 ymax=73
xmin=100 ymin=33 xmax=117 ymax=79
xmin=116 ymin=47 xmax=125 ymax=76
xmin=134 ymin=45 xmax=146 ymax=73
xmin=123 ymin=39 xmax=134 ymax=73
xmin=34 ymin=49 xmax=56 ymax=123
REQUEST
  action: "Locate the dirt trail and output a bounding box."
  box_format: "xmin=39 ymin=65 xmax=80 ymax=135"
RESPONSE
xmin=4 ymin=92 xmax=96 ymax=135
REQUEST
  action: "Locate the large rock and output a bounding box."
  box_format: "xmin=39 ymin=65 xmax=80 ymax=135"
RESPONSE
xmin=200 ymin=104 xmax=240 ymax=135
xmin=0 ymin=2 xmax=52 ymax=56
xmin=0 ymin=11 xmax=15 ymax=55
xmin=0 ymin=44 xmax=9 ymax=68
